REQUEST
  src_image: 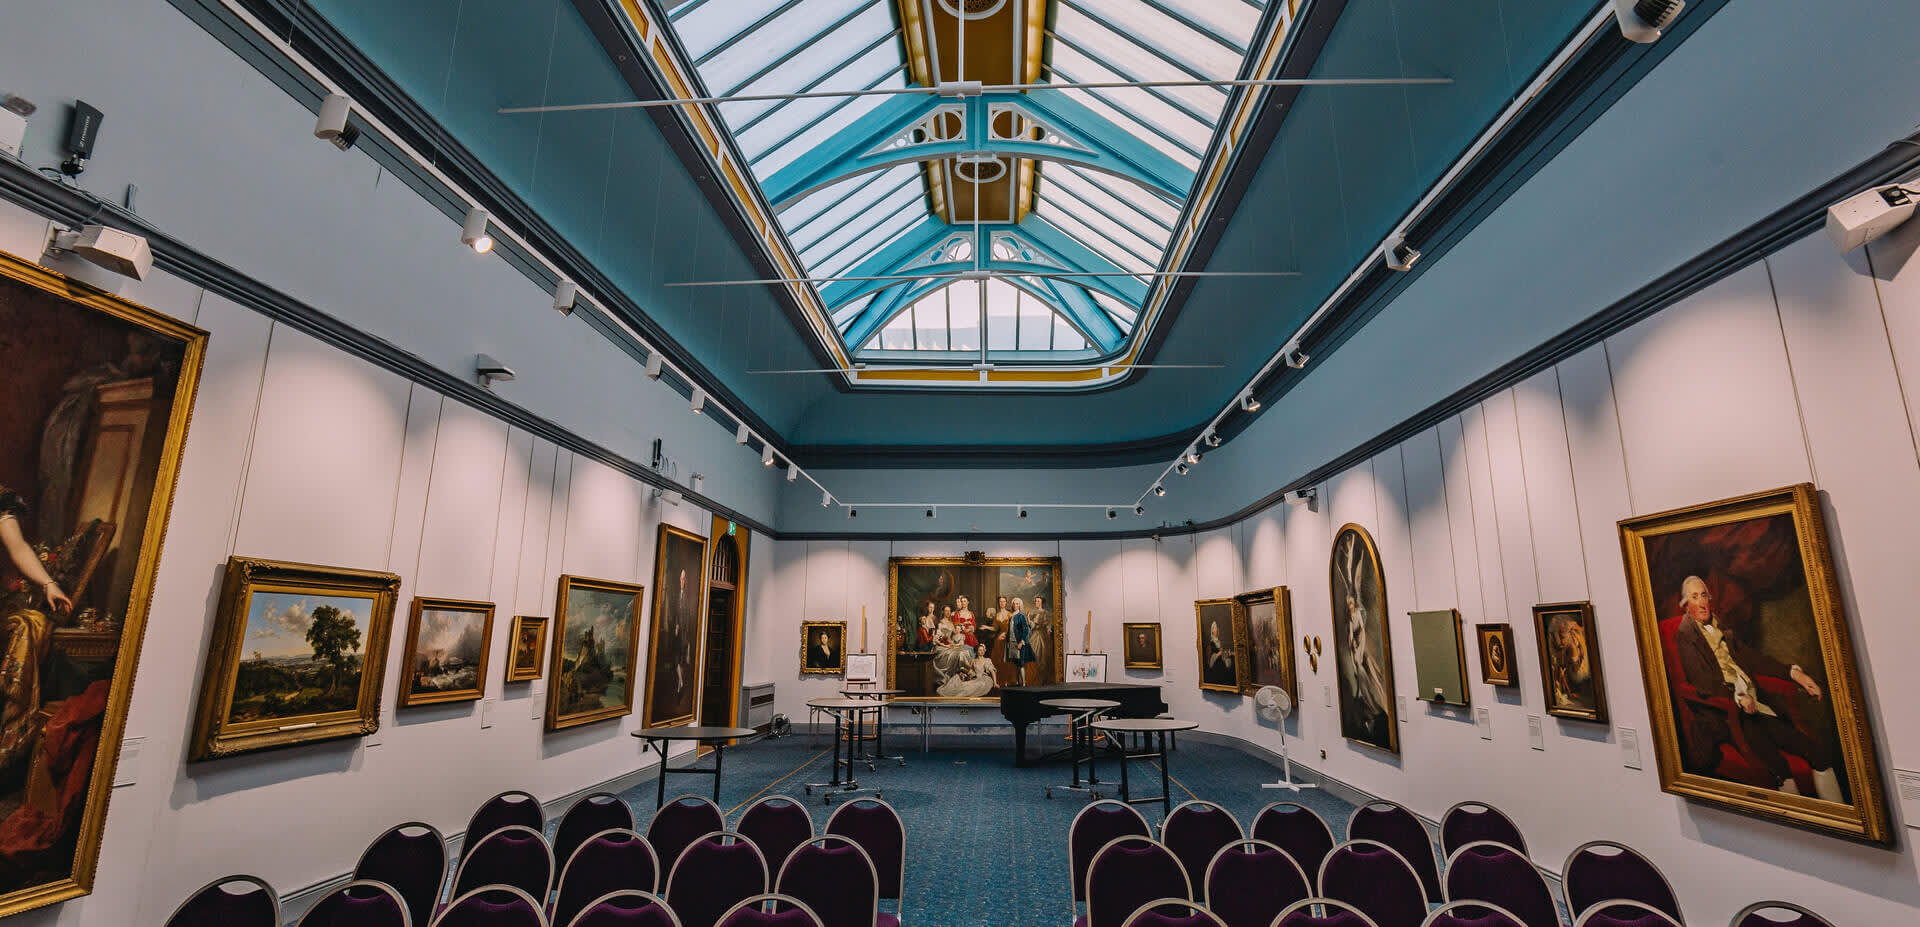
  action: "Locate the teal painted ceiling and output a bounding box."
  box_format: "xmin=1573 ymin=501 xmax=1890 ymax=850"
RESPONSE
xmin=300 ymin=0 xmax=1597 ymax=455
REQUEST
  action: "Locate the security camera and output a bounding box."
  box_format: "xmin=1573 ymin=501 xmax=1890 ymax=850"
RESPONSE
xmin=1383 ymin=233 xmax=1421 ymax=272
xmin=1614 ymin=0 xmax=1683 ymax=44
xmin=475 ymin=353 xmax=516 ymax=388
xmin=1285 ymin=487 xmax=1318 ymax=509
xmin=48 ymin=225 xmax=151 ymax=281
xmin=314 ymin=93 xmax=359 ymax=150
xmin=1826 ymin=183 xmax=1915 ymax=253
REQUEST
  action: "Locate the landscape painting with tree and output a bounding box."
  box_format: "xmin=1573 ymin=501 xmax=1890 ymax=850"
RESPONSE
xmin=397 ymin=597 xmax=494 ymax=707
xmin=0 ymin=253 xmax=204 ymax=915
xmin=191 ymin=558 xmax=400 ymax=760
xmin=547 ymin=575 xmax=642 ymax=731
xmin=888 ymin=555 xmax=1063 ymax=700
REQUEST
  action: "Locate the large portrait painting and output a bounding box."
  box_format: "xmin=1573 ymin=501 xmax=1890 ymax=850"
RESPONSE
xmin=1620 ymin=484 xmax=1888 ymax=843
xmin=192 ymin=559 xmax=400 ymax=760
xmin=643 ymin=525 xmax=707 ymax=728
xmin=397 ymin=597 xmax=494 ymax=707
xmin=546 ymin=575 xmax=642 ymax=731
xmin=888 ymin=555 xmax=1063 ymax=700
xmin=1236 ymin=587 xmax=1294 ymax=698
xmin=1533 ymin=602 xmax=1607 ymax=723
xmin=0 ymin=254 xmax=203 ymax=914
xmin=1331 ymin=524 xmax=1398 ymax=753
xmin=1194 ymin=598 xmax=1243 ymax=694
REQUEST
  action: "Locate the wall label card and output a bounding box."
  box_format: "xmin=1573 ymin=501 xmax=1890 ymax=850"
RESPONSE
xmin=1620 ymin=727 xmax=1643 ymax=769
xmin=1895 ymin=769 xmax=1920 ymax=830
xmin=1475 ymin=708 xmax=1492 ymax=740
xmin=1527 ymin=714 xmax=1545 ymax=751
xmin=113 ymin=737 xmax=146 ymax=788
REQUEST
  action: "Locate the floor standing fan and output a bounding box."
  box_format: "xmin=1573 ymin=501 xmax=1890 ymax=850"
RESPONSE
xmin=1254 ymin=685 xmax=1316 ymax=792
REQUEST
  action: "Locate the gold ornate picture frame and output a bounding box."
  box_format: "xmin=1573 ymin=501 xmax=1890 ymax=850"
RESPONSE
xmin=1122 ymin=622 xmax=1163 ymax=669
xmin=546 ymin=575 xmax=643 ymax=731
xmin=1476 ymin=623 xmax=1517 ymax=688
xmin=396 ymin=596 xmax=495 ymax=707
xmin=887 ymin=554 xmax=1064 ymax=701
xmin=1194 ymin=597 xmax=1245 ymax=694
xmin=800 ymin=619 xmax=848 ymax=675
xmin=1235 ymin=587 xmax=1294 ymax=698
xmin=503 ymin=615 xmax=549 ymax=683
xmin=1534 ymin=601 xmax=1607 ymax=723
xmin=643 ymin=524 xmax=707 ymax=727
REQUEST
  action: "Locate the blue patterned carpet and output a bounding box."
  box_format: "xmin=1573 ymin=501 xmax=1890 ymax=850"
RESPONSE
xmin=612 ymin=732 xmax=1357 ymax=927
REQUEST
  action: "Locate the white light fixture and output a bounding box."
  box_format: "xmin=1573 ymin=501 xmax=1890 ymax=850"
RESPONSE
xmin=1107 ymin=508 xmax=1118 ymax=520
xmin=1203 ymin=429 xmax=1221 ymax=447
xmin=314 ymin=93 xmax=357 ymax=150
xmin=1614 ymin=0 xmax=1683 ymax=43
xmin=1152 ymin=484 xmax=1166 ymax=497
xmin=663 ymin=489 xmax=684 ymax=507
xmin=1242 ymin=389 xmax=1264 ymax=411
xmin=1175 ymin=462 xmax=1190 ymax=476
xmin=460 ymin=207 xmax=494 ymax=253
xmin=552 ymin=278 xmax=577 ymax=314
xmin=735 ymin=424 xmax=751 ymax=445
xmin=763 ymin=445 xmax=777 ymax=467
xmin=690 ymin=473 xmax=704 ymax=494
xmin=645 ymin=353 xmax=665 ymax=379
xmin=848 ymin=507 xmax=858 ymax=519
xmin=1186 ymin=448 xmax=1203 ymax=465
xmin=1016 ymin=506 xmax=1029 ymax=519
xmin=46 ymin=225 xmax=151 ymax=281
xmin=1827 ymin=183 xmax=1916 ymax=252
xmin=1283 ymin=346 xmax=1309 ymax=370
xmin=1133 ymin=504 xmax=1146 ymax=516
xmin=787 ymin=464 xmax=800 ymax=483
xmin=689 ymin=388 xmax=706 ymax=414
xmin=475 ymin=353 xmax=515 ymax=388
xmin=1383 ymin=232 xmax=1420 ymax=272
xmin=1285 ymin=488 xmax=1318 ymax=507
xmin=925 ymin=506 xmax=937 ymax=519
xmin=821 ymin=490 xmax=833 ymax=507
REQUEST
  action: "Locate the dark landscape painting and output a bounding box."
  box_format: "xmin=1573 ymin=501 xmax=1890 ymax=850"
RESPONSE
xmin=548 ymin=576 xmax=641 ymax=730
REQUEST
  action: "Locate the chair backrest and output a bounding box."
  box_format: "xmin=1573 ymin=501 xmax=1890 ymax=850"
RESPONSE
xmin=1442 ymin=842 xmax=1556 ymax=927
xmin=556 ymin=793 xmax=637 ymax=872
xmin=715 ymin=894 xmax=826 ymax=927
xmin=164 ymin=874 xmax=280 ymax=927
xmin=1729 ymin=901 xmax=1834 ymax=927
xmin=1347 ymin=802 xmax=1441 ymax=902
xmin=1420 ymin=900 xmax=1528 ymax=927
xmin=1571 ymin=900 xmax=1685 ymax=927
xmin=1203 ymin=839 xmax=1310 ymax=927
xmin=1162 ymin=800 xmax=1245 ymax=887
xmin=1251 ymin=802 xmax=1337 ymax=883
xmin=1438 ymin=803 xmax=1527 ymax=859
xmin=648 ymin=795 xmax=727 ymax=885
xmin=1318 ymin=839 xmax=1428 ymax=927
xmin=666 ymin=831 xmax=770 ymax=927
xmin=429 ymin=885 xmax=548 ymax=927
xmin=1072 ymin=799 xmax=1156 ymax=906
xmin=1087 ymin=836 xmax=1192 ymax=927
xmin=453 ymin=825 xmax=555 ymax=903
xmin=1121 ymin=898 xmax=1228 ymax=927
xmin=737 ymin=796 xmax=815 ymax=877
xmin=823 ymin=798 xmax=906 ymax=900
xmin=555 ymin=829 xmax=662 ymax=927
xmin=1271 ymin=898 xmax=1386 ymax=927
xmin=464 ymin=790 xmax=545 ymax=861
xmin=1562 ymin=841 xmax=1682 ymax=924
xmin=564 ymin=890 xmax=681 ymax=927
xmin=297 ymin=880 xmax=411 ymax=927
xmin=774 ymin=835 xmax=878 ymax=927
xmin=355 ymin=822 xmax=449 ymax=927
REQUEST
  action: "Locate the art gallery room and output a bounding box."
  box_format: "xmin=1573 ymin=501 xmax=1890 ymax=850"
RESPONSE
xmin=6 ymin=0 xmax=1920 ymax=925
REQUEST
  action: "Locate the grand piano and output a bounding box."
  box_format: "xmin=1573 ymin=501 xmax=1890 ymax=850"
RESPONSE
xmin=999 ymin=682 xmax=1166 ymax=766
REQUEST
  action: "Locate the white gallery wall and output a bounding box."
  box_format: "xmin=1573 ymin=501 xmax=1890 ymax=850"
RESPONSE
xmin=757 ymin=223 xmax=1920 ymax=925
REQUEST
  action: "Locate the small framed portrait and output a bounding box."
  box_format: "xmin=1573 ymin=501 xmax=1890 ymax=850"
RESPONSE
xmin=504 ymin=615 xmax=549 ymax=683
xmin=397 ymin=597 xmax=495 ymax=707
xmin=1195 ymin=598 xmax=1245 ymax=694
xmin=1066 ymin=653 xmax=1107 ymax=683
xmin=845 ymin=652 xmax=879 ymax=684
xmin=190 ymin=557 xmax=401 ymax=760
xmin=801 ymin=620 xmax=848 ymax=675
xmin=1476 ymin=623 xmax=1517 ymax=687
xmin=1534 ymin=602 xmax=1607 ymax=723
xmin=1123 ymin=622 xmax=1163 ymax=669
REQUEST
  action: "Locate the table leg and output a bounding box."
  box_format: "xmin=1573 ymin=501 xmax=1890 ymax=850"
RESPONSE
xmin=1087 ymin=713 xmax=1101 ymax=785
xmin=1159 ymin=732 xmax=1170 ymax=810
xmin=1069 ymin=712 xmax=1083 ymax=788
xmin=831 ymin=713 xmax=845 ymax=786
xmin=654 ymin=741 xmax=667 ymax=809
xmin=1119 ymin=740 xmax=1131 ymax=803
xmin=713 ymin=742 xmax=725 ymax=803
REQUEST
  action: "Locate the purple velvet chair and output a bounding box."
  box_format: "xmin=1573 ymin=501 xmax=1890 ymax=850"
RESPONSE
xmin=463 ymin=790 xmax=545 ymax=863
xmin=666 ymin=831 xmax=770 ymax=927
xmin=774 ymin=836 xmax=877 ymax=927
xmin=429 ymin=886 xmax=546 ymax=927
xmin=1562 ymin=841 xmax=1681 ymax=924
xmin=1318 ymin=839 xmax=1428 ymax=927
xmin=1120 ymin=898 xmax=1228 ymax=927
xmin=737 ymin=796 xmax=815 ymax=878
xmin=1347 ymin=802 xmax=1441 ymax=903
xmin=823 ymin=798 xmax=905 ymax=925
xmin=1438 ymin=803 xmax=1528 ymax=859
xmin=715 ymin=894 xmax=825 ymax=927
xmin=1729 ymin=901 xmax=1834 ymax=927
xmin=1086 ymin=836 xmax=1192 ymax=927
xmin=1442 ymin=842 xmax=1556 ymax=927
xmin=1071 ymin=800 xmax=1155 ymax=924
xmin=452 ymin=825 xmax=555 ymax=904
xmin=1271 ymin=898 xmax=1385 ymax=927
xmin=1251 ymin=802 xmax=1337 ymax=884
xmin=1421 ymin=901 xmax=1528 ymax=927
xmin=648 ymin=796 xmax=726 ymax=888
xmin=1203 ymin=839 xmax=1311 ymax=927
xmin=164 ymin=874 xmax=280 ymax=927
xmin=1571 ymin=901 xmax=1683 ymax=927
xmin=1162 ymin=800 xmax=1245 ymax=888
xmin=555 ymin=829 xmax=661 ymax=927
xmin=297 ymin=880 xmax=410 ymax=927
xmin=555 ymin=794 xmax=637 ymax=874
xmin=356 ymin=822 xmax=450 ymax=927
xmin=563 ymin=890 xmax=681 ymax=927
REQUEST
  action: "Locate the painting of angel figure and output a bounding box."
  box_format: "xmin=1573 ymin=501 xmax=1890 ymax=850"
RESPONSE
xmin=1331 ymin=524 xmax=1398 ymax=753
xmin=888 ymin=556 xmax=1063 ymax=700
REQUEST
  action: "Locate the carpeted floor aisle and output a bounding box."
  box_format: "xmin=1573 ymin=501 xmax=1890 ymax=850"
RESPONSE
xmin=611 ymin=732 xmax=1356 ymax=927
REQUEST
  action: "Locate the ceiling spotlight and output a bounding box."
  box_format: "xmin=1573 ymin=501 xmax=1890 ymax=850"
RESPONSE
xmin=689 ymin=388 xmax=706 ymax=414
xmin=460 ymin=207 xmax=493 ymax=254
xmin=1286 ymin=488 xmax=1318 ymax=506
xmin=553 ymin=278 xmax=577 ymax=315
xmin=1134 ymin=504 xmax=1146 ymax=516
xmin=46 ymin=225 xmax=151 ymax=281
xmin=475 ymin=353 xmax=515 ymax=389
xmin=787 ymin=464 xmax=800 ymax=483
xmin=848 ymin=507 xmax=858 ymax=518
xmin=821 ymin=490 xmax=832 ymax=507
xmin=1106 ymin=508 xmax=1118 ymax=520
xmin=1614 ymin=0 xmax=1683 ymax=43
xmin=1383 ymin=232 xmax=1421 ymax=272
xmin=1152 ymin=484 xmax=1166 ymax=497
xmin=925 ymin=506 xmax=937 ymax=519
xmin=645 ymin=353 xmax=664 ymax=379
xmin=1175 ymin=462 xmax=1190 ymax=476
xmin=690 ymin=473 xmax=704 ymax=494
xmin=1242 ymin=388 xmax=1265 ymax=411
xmin=763 ymin=445 xmax=777 ymax=467
xmin=735 ymin=424 xmax=751 ymax=445
xmin=1203 ymin=429 xmax=1221 ymax=447
xmin=314 ymin=93 xmax=358 ymax=150
xmin=1186 ymin=448 xmax=1203 ymax=465
xmin=1827 ymin=183 xmax=1917 ymax=252
xmin=1017 ymin=506 xmax=1029 ymax=519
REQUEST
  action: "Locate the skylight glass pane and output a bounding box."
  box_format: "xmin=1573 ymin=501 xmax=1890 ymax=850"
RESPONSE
xmin=949 ymin=288 xmax=981 ymax=351
xmin=789 ymin=168 xmax=917 ymax=254
xmin=1051 ymin=164 xmax=1180 ymax=233
xmin=799 ymin=183 xmax=921 ymax=264
xmin=1050 ymin=80 xmax=1201 ymax=168
xmin=1053 ymin=315 xmax=1087 ymax=351
xmin=1038 ymin=183 xmax=1165 ymax=261
xmin=832 ymin=292 xmax=876 ymax=327
xmin=699 ymin=0 xmax=874 ymax=96
xmin=814 ymin=209 xmax=921 ymax=278
xmin=672 ymin=0 xmax=789 ymax=57
xmin=1018 ymin=299 xmax=1052 ymax=350
xmin=1070 ymin=0 xmax=1243 ymax=75
xmin=879 ymin=312 xmax=914 ymax=350
xmin=1052 ymin=6 xmax=1225 ymax=117
xmin=1035 ymin=202 xmax=1156 ymax=273
xmin=1092 ymin=289 xmax=1140 ymax=329
xmin=1155 ymin=0 xmax=1266 ymax=50
xmin=913 ymin=300 xmax=949 ymax=350
xmin=1048 ymin=47 xmax=1213 ymax=152
xmin=984 ymin=281 xmax=1017 ymax=350
xmin=736 ymin=60 xmax=902 ymax=169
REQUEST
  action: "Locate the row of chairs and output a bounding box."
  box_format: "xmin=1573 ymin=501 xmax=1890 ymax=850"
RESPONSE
xmin=165 ymin=789 xmax=910 ymax=927
xmin=1071 ymin=798 xmax=1840 ymax=927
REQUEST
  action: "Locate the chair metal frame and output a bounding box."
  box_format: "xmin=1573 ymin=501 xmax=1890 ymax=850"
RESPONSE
xmin=1120 ymin=898 xmax=1228 ymax=927
xmin=1086 ymin=835 xmax=1192 ymax=927
xmin=163 ymin=873 xmax=281 ymax=927
xmin=1070 ymin=798 xmax=1156 ymax=923
xmin=428 ymin=884 xmax=547 ymax=927
xmin=1570 ymin=900 xmax=1684 ymax=927
xmin=1251 ymin=802 xmax=1337 ymax=874
xmin=1345 ymin=801 xmax=1440 ymax=899
xmin=737 ymin=795 xmax=818 ymax=874
xmin=1441 ymin=841 xmax=1556 ymax=927
xmin=1561 ymin=839 xmax=1683 ymax=924
xmin=561 ymin=889 xmax=681 ymax=927
xmin=1420 ymin=900 xmax=1529 ymax=927
xmin=665 ymin=830 xmax=772 ymax=918
xmin=555 ymin=827 xmax=662 ymax=925
xmin=773 ymin=835 xmax=880 ymax=927
xmin=450 ymin=824 xmax=555 ymax=904
xmin=1269 ymin=897 xmax=1386 ymax=927
xmin=554 ymin=792 xmax=637 ymax=866
xmin=717 ymin=894 xmax=827 ymax=927
xmin=823 ymin=796 xmax=908 ymax=922
xmin=1438 ymin=801 xmax=1528 ymax=858
xmin=1728 ymin=900 xmax=1833 ymax=927
xmin=461 ymin=790 xmax=545 ymax=862
xmin=353 ymin=822 xmax=448 ymax=927
xmin=295 ymin=879 xmax=412 ymax=927
xmin=1317 ymin=838 xmax=1430 ymax=927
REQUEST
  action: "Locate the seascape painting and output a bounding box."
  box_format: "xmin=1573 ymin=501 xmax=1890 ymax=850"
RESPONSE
xmin=398 ymin=597 xmax=494 ymax=707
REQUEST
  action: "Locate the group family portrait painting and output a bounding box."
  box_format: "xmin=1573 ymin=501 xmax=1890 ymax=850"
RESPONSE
xmin=0 ymin=255 xmax=204 ymax=914
xmin=888 ymin=556 xmax=1063 ymax=699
